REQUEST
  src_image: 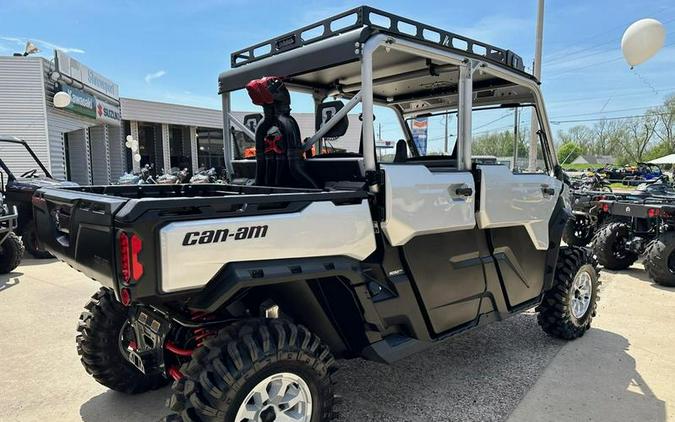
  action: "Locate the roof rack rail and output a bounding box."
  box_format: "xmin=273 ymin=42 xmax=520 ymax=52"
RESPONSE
xmin=230 ymin=6 xmax=525 ymax=72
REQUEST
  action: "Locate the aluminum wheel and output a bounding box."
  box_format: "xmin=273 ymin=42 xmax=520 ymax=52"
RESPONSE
xmin=570 ymin=270 xmax=593 ymax=319
xmin=235 ymin=372 xmax=313 ymax=422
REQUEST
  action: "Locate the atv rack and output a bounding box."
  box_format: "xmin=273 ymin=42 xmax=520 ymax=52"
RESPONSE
xmin=230 ymin=6 xmax=525 ymax=72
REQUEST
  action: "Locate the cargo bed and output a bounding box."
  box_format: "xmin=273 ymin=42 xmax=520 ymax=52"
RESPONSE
xmin=33 ymin=184 xmax=369 ymax=298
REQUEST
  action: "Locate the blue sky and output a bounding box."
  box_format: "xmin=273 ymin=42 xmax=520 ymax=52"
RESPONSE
xmin=1 ymin=0 xmax=673 ymax=135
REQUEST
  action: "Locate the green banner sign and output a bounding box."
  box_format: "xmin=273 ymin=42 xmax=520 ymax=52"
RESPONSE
xmin=57 ymin=84 xmax=96 ymax=119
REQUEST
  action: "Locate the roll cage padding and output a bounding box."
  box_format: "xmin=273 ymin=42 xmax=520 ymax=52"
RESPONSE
xmin=246 ymin=77 xmax=318 ymax=188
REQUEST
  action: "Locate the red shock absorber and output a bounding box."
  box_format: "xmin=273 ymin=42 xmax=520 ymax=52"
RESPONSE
xmin=191 ymin=310 xmax=214 ymax=348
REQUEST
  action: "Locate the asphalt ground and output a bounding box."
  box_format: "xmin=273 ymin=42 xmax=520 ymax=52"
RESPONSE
xmin=0 ymin=258 xmax=673 ymax=422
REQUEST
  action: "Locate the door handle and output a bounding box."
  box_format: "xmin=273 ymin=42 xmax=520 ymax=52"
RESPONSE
xmin=455 ymin=187 xmax=473 ymax=197
xmin=541 ymin=185 xmax=555 ymax=197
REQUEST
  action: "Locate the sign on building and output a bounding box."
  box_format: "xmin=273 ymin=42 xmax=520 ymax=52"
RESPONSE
xmin=411 ymin=117 xmax=428 ymax=155
xmin=95 ymin=98 xmax=122 ymax=126
xmin=57 ymin=84 xmax=96 ymax=119
xmin=55 ymin=50 xmax=119 ymax=100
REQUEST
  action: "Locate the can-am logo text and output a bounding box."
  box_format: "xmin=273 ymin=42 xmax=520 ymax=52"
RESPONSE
xmin=182 ymin=225 xmax=268 ymax=246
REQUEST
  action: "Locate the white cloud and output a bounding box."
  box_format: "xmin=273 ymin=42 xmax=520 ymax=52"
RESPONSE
xmin=145 ymin=70 xmax=167 ymax=83
xmin=1 ymin=36 xmax=85 ymax=54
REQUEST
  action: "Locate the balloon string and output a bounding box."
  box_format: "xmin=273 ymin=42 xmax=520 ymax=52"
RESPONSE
xmin=631 ymin=68 xmax=659 ymax=96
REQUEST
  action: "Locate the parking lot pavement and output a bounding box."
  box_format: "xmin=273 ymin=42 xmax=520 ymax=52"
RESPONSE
xmin=0 ymin=259 xmax=673 ymax=422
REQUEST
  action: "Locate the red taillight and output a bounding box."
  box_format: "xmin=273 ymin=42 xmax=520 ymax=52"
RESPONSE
xmin=648 ymin=208 xmax=660 ymax=218
xmin=131 ymin=234 xmax=144 ymax=281
xmin=601 ymin=203 xmax=610 ymax=212
xmin=119 ymin=232 xmax=131 ymax=284
xmin=120 ymin=287 xmax=132 ymax=306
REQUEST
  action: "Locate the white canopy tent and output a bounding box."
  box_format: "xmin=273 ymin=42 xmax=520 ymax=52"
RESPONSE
xmin=649 ymin=154 xmax=675 ymax=164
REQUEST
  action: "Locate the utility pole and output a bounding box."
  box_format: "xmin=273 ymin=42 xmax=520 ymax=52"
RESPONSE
xmin=529 ymin=0 xmax=544 ymax=171
xmin=444 ymin=113 xmax=449 ymax=153
xmin=513 ymin=108 xmax=519 ymax=171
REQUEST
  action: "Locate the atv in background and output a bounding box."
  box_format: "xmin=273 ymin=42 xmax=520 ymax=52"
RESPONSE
xmin=189 ymin=167 xmax=225 ymax=184
xmin=0 ymin=194 xmax=24 ymax=273
xmin=593 ymin=196 xmax=675 ymax=287
xmin=0 ymin=136 xmax=76 ymax=258
xmin=563 ymin=190 xmax=623 ymax=246
xmin=117 ymin=164 xmax=157 ymax=185
xmin=157 ymin=168 xmax=190 ymax=184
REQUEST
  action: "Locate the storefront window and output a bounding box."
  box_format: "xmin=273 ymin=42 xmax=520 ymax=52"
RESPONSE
xmin=168 ymin=125 xmax=192 ymax=173
xmin=196 ymin=127 xmax=225 ymax=171
xmin=138 ymin=122 xmax=162 ymax=174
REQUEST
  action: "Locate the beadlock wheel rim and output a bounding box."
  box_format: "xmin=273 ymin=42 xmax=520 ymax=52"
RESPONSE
xmin=235 ymin=372 xmax=313 ymax=422
xmin=570 ymin=270 xmax=593 ymax=319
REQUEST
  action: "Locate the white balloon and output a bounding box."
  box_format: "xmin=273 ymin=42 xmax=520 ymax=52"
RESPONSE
xmin=53 ymin=91 xmax=72 ymax=108
xmin=621 ymin=18 xmax=666 ymax=67
xmin=126 ymin=135 xmax=133 ymax=142
xmin=133 ymin=153 xmax=141 ymax=162
xmin=131 ymin=140 xmax=139 ymax=152
xmin=125 ymin=141 xmax=131 ymax=148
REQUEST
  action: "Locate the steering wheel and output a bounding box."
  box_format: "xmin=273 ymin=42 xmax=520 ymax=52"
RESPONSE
xmin=20 ymin=169 xmax=39 ymax=178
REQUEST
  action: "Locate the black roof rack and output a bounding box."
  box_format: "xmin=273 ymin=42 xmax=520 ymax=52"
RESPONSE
xmin=230 ymin=6 xmax=525 ymax=72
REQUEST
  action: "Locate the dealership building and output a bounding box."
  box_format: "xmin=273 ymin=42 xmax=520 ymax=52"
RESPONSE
xmin=0 ymin=53 xmax=360 ymax=185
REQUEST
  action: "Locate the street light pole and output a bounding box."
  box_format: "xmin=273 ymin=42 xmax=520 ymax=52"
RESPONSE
xmin=528 ymin=0 xmax=545 ymax=171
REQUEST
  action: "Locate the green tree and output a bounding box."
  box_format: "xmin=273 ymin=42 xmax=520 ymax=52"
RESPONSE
xmin=558 ymin=142 xmax=583 ymax=164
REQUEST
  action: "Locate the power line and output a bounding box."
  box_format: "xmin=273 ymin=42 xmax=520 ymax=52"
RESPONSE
xmin=551 ymin=111 xmax=672 ymax=125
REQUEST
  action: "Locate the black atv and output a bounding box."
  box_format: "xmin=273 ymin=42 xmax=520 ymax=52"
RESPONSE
xmin=0 ymin=194 xmax=24 ymax=273
xmin=593 ymin=196 xmax=675 ymax=287
xmin=0 ymin=137 xmax=77 ymax=258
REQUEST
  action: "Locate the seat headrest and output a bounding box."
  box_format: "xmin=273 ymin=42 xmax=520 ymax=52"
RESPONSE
xmin=315 ymin=101 xmax=349 ymax=138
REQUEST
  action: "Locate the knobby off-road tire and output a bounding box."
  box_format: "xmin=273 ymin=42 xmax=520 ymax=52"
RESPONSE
xmin=0 ymin=232 xmax=24 ymax=274
xmin=537 ymin=246 xmax=600 ymax=340
xmin=22 ymin=222 xmax=53 ymax=259
xmin=562 ymin=215 xmax=595 ymax=246
xmin=592 ymin=222 xmax=638 ymax=270
xmin=166 ymin=319 xmax=337 ymax=422
xmin=76 ymin=288 xmax=168 ymax=393
xmin=644 ymin=232 xmax=675 ymax=287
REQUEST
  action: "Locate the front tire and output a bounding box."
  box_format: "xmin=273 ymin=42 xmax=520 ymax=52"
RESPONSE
xmin=592 ymin=222 xmax=637 ymax=270
xmin=167 ymin=319 xmax=337 ymax=422
xmin=537 ymin=247 xmax=600 ymax=339
xmin=644 ymin=232 xmax=675 ymax=287
xmin=76 ymin=288 xmax=168 ymax=393
xmin=0 ymin=232 xmax=24 ymax=274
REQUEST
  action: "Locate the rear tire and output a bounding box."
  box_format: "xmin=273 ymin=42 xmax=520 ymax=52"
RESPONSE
xmin=77 ymin=288 xmax=168 ymax=393
xmin=644 ymin=232 xmax=675 ymax=287
xmin=537 ymin=246 xmax=600 ymax=339
xmin=22 ymin=222 xmax=52 ymax=259
xmin=563 ymin=215 xmax=595 ymax=246
xmin=592 ymin=222 xmax=637 ymax=270
xmin=0 ymin=232 xmax=24 ymax=274
xmin=167 ymin=319 xmax=337 ymax=422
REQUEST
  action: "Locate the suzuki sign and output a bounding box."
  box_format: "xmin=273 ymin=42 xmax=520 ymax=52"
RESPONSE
xmin=95 ymin=99 xmax=122 ymax=126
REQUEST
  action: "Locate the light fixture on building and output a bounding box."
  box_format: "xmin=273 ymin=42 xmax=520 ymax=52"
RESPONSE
xmin=53 ymin=91 xmax=72 ymax=108
xmin=13 ymin=40 xmax=40 ymax=57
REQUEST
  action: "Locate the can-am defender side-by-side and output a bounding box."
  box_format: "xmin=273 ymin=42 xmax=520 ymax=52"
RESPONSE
xmin=0 ymin=136 xmax=77 ymax=258
xmin=34 ymin=7 xmax=599 ymax=421
xmin=0 ymin=194 xmax=23 ymax=273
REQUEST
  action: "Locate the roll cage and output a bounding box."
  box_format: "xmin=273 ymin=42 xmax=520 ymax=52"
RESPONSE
xmin=218 ymin=5 xmax=558 ymax=185
xmin=0 ymin=136 xmax=53 ymax=183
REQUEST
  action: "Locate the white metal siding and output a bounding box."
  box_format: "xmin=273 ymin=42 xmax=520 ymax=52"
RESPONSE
xmin=0 ymin=57 xmax=49 ymax=179
xmin=66 ymin=129 xmax=90 ymax=185
xmin=89 ymin=125 xmax=111 ymax=184
xmin=108 ymin=125 xmax=126 ymax=179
